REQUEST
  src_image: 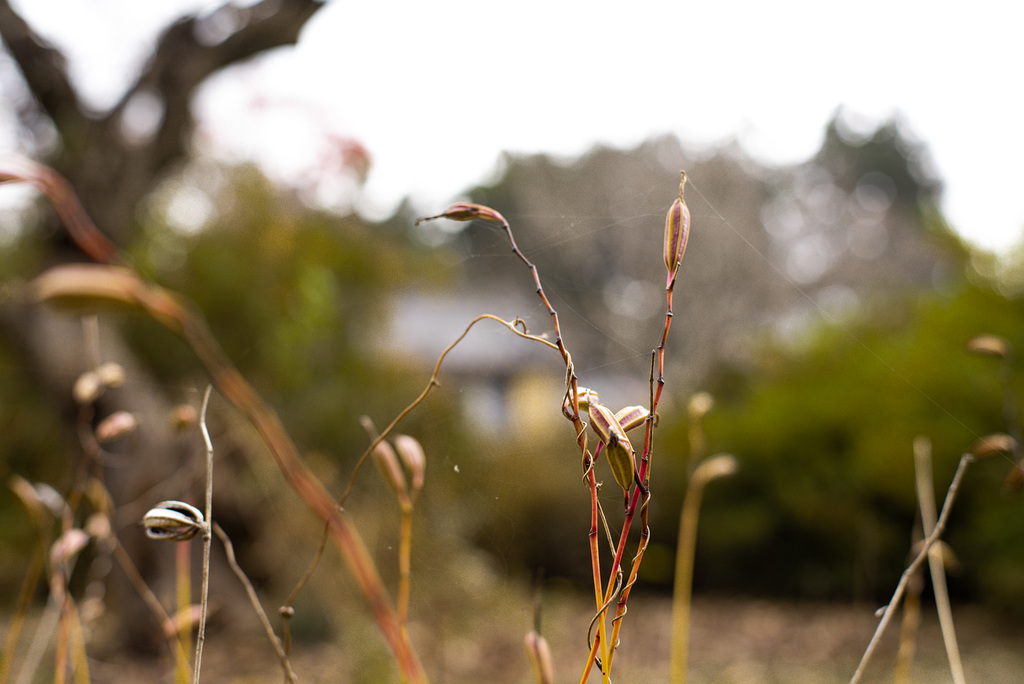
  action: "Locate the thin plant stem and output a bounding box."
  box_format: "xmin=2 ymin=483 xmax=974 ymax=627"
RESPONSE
xmin=893 ymin=531 xmax=924 ymax=684
xmin=281 ymin=523 xmax=330 ymax=657
xmin=398 ymin=506 xmax=414 ymax=633
xmin=913 ymin=437 xmax=966 ymax=684
xmin=667 ymin=456 xmax=737 ymax=684
xmin=193 ymin=386 xmax=214 ymax=684
xmin=66 ymin=599 xmax=91 ymax=684
xmin=0 ymin=514 xmax=51 ymax=684
xmin=598 ymin=255 xmax=680 ymax=675
xmin=14 ymin=161 xmax=427 ymax=682
xmin=54 ymin=594 xmax=68 ymax=684
xmin=212 ymin=524 xmax=297 ymax=684
xmin=494 ymin=213 xmax=610 ymax=678
xmin=339 ymin=314 xmax=555 ymax=506
xmin=12 ymin=596 xmax=60 ymax=684
xmin=111 ymin=540 xmax=191 ymax=673
xmin=850 ymin=453 xmax=974 ymax=684
xmin=280 ymin=314 xmax=556 ymax=656
xmin=175 ymin=542 xmax=192 ymax=684
xmin=360 ymin=417 xmax=415 ymax=683
xmin=668 ymin=477 xmax=703 ymax=684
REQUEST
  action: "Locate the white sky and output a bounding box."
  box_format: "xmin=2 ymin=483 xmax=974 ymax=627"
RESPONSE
xmin=8 ymin=0 xmax=1024 ymax=251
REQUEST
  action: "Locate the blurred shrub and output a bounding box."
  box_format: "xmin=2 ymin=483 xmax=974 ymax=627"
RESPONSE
xmin=678 ymin=281 xmax=1024 ymax=612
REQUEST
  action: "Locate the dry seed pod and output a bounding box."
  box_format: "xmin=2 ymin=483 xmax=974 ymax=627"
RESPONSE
xmin=85 ymin=512 xmax=113 ymax=541
xmin=95 ymin=362 xmax=125 ymax=388
xmin=691 ymin=453 xmax=739 ymax=487
xmin=562 ymin=387 xmax=600 ymax=416
xmin=663 ymin=171 xmax=691 ymax=287
xmin=32 ymin=482 xmax=68 ymax=517
xmin=394 ymin=434 xmax=426 ymax=496
xmin=143 ymin=500 xmax=205 ymax=542
xmin=966 ymin=334 xmax=1011 ymax=359
xmin=8 ymin=475 xmax=50 ymax=522
xmin=34 ymin=264 xmax=146 ymax=311
xmin=50 ymin=528 xmax=90 ymax=566
xmin=524 ymin=630 xmax=554 ymax=684
xmin=588 ymin=403 xmax=637 ymax=496
xmin=687 ymin=391 xmax=714 ymax=420
xmin=587 ymin=402 xmax=616 ymax=444
xmin=578 ymin=388 xmax=599 ymax=411
xmin=614 ymin=405 xmax=650 ymax=433
xmin=971 ymin=433 xmax=1016 ymax=459
xmin=373 ymin=440 xmax=409 ymax=499
xmin=170 ymin=404 xmax=198 ymax=431
xmin=95 ymin=411 xmax=139 ymax=443
xmin=416 ymin=202 xmax=506 ymax=225
xmin=73 ymin=370 xmax=103 ymax=404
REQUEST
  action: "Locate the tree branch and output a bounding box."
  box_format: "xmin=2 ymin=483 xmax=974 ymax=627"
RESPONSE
xmin=1 ymin=0 xmax=326 ymax=242
xmin=0 ymin=0 xmax=87 ymax=135
xmin=113 ymin=0 xmax=326 ymax=177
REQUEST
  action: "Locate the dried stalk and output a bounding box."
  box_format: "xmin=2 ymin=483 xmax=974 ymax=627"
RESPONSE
xmin=850 ymin=453 xmax=973 ymax=684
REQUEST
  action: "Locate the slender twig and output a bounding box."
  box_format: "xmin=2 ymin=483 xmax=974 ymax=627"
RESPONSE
xmin=893 ymin=522 xmax=924 ymax=684
xmin=599 ymin=229 xmax=682 ymax=674
xmin=338 ymin=313 xmax=556 ymax=506
xmin=213 ymin=524 xmax=298 ymax=684
xmin=668 ymin=455 xmax=738 ymax=684
xmin=426 ymin=208 xmax=610 ymax=679
xmin=914 ymin=437 xmax=966 ymax=684
xmin=17 ymin=161 xmax=427 ymax=681
xmin=0 ymin=497 xmax=51 ymax=684
xmin=280 ymin=522 xmax=331 ymax=657
xmin=110 ymin=540 xmax=191 ymax=673
xmin=12 ymin=595 xmax=60 ymax=684
xmin=850 ymin=453 xmax=974 ymax=684
xmin=280 ymin=314 xmax=556 ymax=649
xmin=175 ymin=541 xmax=192 ymax=684
xmin=193 ymin=386 xmax=213 ymax=684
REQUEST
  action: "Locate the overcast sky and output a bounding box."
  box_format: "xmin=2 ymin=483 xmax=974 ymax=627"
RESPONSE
xmin=9 ymin=0 xmax=1024 ymax=251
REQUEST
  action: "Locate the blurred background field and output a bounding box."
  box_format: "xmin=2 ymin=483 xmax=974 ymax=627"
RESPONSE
xmin=2 ymin=2 xmax=1024 ymax=682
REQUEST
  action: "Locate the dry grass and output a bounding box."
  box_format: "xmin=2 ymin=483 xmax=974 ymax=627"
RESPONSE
xmin=13 ymin=594 xmax=1020 ymax=684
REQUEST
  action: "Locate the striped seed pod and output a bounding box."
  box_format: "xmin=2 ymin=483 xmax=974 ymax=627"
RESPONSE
xmin=143 ymin=500 xmax=205 ymax=542
xmin=663 ymin=171 xmax=691 ymax=288
xmin=614 ymin=405 xmax=650 ymax=433
xmin=588 ymin=402 xmax=637 ymax=496
xmin=562 ymin=387 xmax=600 ymax=416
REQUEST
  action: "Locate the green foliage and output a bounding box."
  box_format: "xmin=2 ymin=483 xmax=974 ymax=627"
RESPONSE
xmin=127 ymin=165 xmax=452 ymax=462
xmin=687 ymin=281 xmax=1024 ymax=607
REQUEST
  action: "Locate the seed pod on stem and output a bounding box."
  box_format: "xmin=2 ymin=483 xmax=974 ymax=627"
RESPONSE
xmin=373 ymin=439 xmax=409 ymax=501
xmin=143 ymin=500 xmax=205 ymax=542
xmin=562 ymin=386 xmax=600 ymax=416
xmin=614 ymin=405 xmax=650 ymax=433
xmin=394 ymin=434 xmax=426 ymax=498
xmin=524 ymin=630 xmax=554 ymax=684
xmin=588 ymin=402 xmax=637 ymax=497
xmin=415 ymin=202 xmax=506 ymax=226
xmin=663 ymin=171 xmax=691 ymax=288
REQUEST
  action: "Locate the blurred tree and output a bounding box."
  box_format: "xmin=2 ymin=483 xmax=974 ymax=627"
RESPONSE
xmin=0 ymin=0 xmax=324 ymax=242
xmin=450 ymin=114 xmax=967 ymax=399
xmin=0 ymin=0 xmax=333 ymax=652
